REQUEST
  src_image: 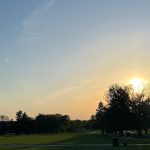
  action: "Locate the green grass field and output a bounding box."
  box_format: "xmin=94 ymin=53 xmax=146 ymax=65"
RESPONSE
xmin=0 ymin=132 xmax=150 ymax=150
xmin=1 ymin=146 xmax=150 ymax=150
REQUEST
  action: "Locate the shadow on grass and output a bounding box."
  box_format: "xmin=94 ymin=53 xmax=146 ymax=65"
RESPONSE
xmin=47 ymin=133 xmax=112 ymax=145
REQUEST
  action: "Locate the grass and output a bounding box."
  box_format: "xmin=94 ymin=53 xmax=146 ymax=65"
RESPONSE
xmin=0 ymin=132 xmax=150 ymax=149
xmin=1 ymin=146 xmax=150 ymax=150
xmin=0 ymin=132 xmax=112 ymax=145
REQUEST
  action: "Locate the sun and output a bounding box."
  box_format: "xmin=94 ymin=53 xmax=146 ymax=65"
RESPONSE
xmin=128 ymin=78 xmax=145 ymax=92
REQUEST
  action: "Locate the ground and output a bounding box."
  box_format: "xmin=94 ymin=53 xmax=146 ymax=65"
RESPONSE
xmin=0 ymin=132 xmax=150 ymax=150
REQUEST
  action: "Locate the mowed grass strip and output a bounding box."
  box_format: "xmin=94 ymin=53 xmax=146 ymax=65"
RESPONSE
xmin=1 ymin=146 xmax=150 ymax=150
xmin=0 ymin=134 xmax=75 ymax=145
xmin=0 ymin=132 xmax=150 ymax=146
xmin=0 ymin=133 xmax=112 ymax=145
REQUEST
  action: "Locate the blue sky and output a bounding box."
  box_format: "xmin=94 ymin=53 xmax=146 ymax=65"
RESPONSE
xmin=1 ymin=0 xmax=150 ymax=119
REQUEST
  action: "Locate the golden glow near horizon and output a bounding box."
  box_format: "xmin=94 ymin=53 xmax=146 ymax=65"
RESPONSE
xmin=128 ymin=78 xmax=145 ymax=92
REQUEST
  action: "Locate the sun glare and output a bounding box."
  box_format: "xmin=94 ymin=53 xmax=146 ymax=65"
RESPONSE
xmin=128 ymin=78 xmax=145 ymax=92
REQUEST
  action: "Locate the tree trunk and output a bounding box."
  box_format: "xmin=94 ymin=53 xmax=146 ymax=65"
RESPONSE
xmin=144 ymin=129 xmax=148 ymax=135
xmin=101 ymin=129 xmax=104 ymax=135
xmin=138 ymin=129 xmax=142 ymax=136
xmin=119 ymin=130 xmax=123 ymax=136
xmin=114 ymin=130 xmax=117 ymax=136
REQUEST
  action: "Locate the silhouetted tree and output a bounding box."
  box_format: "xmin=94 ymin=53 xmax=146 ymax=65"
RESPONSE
xmin=106 ymin=85 xmax=131 ymax=135
xmin=130 ymin=92 xmax=150 ymax=136
xmin=35 ymin=114 xmax=70 ymax=134
xmin=95 ymin=101 xmax=106 ymax=135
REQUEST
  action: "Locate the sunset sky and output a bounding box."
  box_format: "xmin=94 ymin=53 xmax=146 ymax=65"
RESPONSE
xmin=1 ymin=0 xmax=150 ymax=120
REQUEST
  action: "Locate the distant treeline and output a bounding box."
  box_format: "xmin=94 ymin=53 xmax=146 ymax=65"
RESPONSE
xmin=0 ymin=111 xmax=91 ymax=135
xmin=1 ymin=84 xmax=150 ymax=136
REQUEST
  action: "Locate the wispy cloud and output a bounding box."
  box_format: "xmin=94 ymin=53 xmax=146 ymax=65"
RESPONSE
xmin=20 ymin=0 xmax=55 ymax=43
xmin=36 ymin=78 xmax=100 ymax=106
xmin=44 ymin=86 xmax=79 ymax=100
xmin=33 ymin=80 xmax=102 ymax=119
xmin=4 ymin=58 xmax=9 ymax=63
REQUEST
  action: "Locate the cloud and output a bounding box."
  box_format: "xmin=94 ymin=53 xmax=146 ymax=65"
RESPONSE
xmin=44 ymin=86 xmax=79 ymax=100
xmin=33 ymin=80 xmax=102 ymax=119
xmin=4 ymin=58 xmax=9 ymax=63
xmin=20 ymin=0 xmax=55 ymax=43
xmin=36 ymin=78 xmax=100 ymax=107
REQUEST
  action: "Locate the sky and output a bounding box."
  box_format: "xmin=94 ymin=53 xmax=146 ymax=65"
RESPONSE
xmin=1 ymin=0 xmax=150 ymax=120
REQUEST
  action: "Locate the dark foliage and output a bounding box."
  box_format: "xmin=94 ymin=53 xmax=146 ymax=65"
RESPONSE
xmin=92 ymin=84 xmax=150 ymax=136
xmin=1 ymin=84 xmax=150 ymax=136
xmin=0 ymin=111 xmax=90 ymax=135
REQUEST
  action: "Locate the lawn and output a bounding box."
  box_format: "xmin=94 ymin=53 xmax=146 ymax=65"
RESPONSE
xmin=1 ymin=146 xmax=150 ymax=150
xmin=0 ymin=132 xmax=150 ymax=150
xmin=0 ymin=132 xmax=112 ymax=145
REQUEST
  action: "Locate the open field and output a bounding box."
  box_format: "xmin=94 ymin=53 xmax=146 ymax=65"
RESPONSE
xmin=1 ymin=146 xmax=150 ymax=150
xmin=0 ymin=132 xmax=150 ymax=150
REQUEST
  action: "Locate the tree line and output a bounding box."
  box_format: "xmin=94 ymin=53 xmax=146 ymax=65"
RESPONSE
xmin=0 ymin=84 xmax=150 ymax=136
xmin=91 ymin=84 xmax=150 ymax=136
xmin=0 ymin=111 xmax=90 ymax=135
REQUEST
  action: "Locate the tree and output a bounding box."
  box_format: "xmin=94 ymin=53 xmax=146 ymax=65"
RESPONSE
xmin=16 ymin=110 xmax=23 ymax=122
xmin=95 ymin=101 xmax=106 ymax=135
xmin=130 ymin=92 xmax=150 ymax=136
xmin=35 ymin=114 xmax=70 ymax=134
xmin=15 ymin=110 xmax=35 ymax=134
xmin=15 ymin=110 xmax=24 ymax=134
xmin=106 ymin=84 xmax=131 ymax=135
